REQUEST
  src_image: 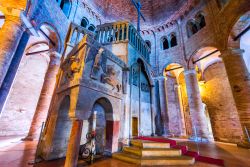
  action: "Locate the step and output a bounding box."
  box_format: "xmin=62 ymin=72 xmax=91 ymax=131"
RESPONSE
xmin=112 ymin=152 xmax=195 ymax=166
xmin=130 ymin=139 xmax=170 ymax=149
xmin=123 ymin=146 xmax=182 ymax=157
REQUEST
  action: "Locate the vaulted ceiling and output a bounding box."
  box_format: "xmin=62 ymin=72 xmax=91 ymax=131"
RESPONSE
xmin=88 ymin=0 xmax=189 ymax=28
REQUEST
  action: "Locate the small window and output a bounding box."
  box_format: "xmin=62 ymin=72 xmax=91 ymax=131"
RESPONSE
xmin=186 ymin=21 xmax=198 ymax=38
xmin=170 ymin=34 xmax=177 ymax=47
xmin=81 ymin=17 xmax=89 ymax=28
xmin=88 ymin=24 xmax=95 ymax=32
xmin=59 ymin=0 xmax=71 ymax=17
xmin=196 ymin=13 xmax=206 ymax=29
xmin=162 ymin=37 xmax=169 ymax=50
xmin=145 ymin=40 xmax=151 ymax=50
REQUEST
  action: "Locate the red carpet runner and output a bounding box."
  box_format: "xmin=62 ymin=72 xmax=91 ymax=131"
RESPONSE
xmin=136 ymin=136 xmax=224 ymax=166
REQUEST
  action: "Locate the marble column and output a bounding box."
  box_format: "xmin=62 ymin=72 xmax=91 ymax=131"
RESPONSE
xmin=0 ymin=15 xmax=24 ymax=88
xmin=158 ymin=76 xmax=169 ymax=135
xmin=64 ymin=120 xmax=83 ymax=167
xmin=24 ymin=52 xmax=61 ymax=140
xmin=184 ymin=69 xmax=213 ymax=141
xmin=221 ymin=48 xmax=250 ymax=144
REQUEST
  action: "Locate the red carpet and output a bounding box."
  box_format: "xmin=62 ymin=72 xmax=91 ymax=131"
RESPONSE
xmin=136 ymin=136 xmax=224 ymax=166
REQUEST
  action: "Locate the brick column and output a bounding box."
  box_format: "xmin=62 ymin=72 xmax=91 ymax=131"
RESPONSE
xmin=184 ymin=69 xmax=213 ymax=141
xmin=0 ymin=15 xmax=24 ymax=88
xmin=158 ymin=76 xmax=169 ymax=135
xmin=64 ymin=120 xmax=83 ymax=167
xmin=24 ymin=52 xmax=61 ymax=140
xmin=221 ymin=48 xmax=250 ymax=145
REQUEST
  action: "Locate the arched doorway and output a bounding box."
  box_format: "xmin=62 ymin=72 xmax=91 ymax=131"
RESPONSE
xmin=130 ymin=59 xmax=152 ymax=137
xmin=85 ymin=97 xmax=117 ymax=155
xmin=50 ymin=96 xmax=72 ymax=158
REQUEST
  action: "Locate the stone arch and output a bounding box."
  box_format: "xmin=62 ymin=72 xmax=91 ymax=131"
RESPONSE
xmin=187 ymin=46 xmax=221 ymax=71
xmin=195 ymin=11 xmax=206 ymax=29
xmin=89 ymin=97 xmax=118 ymax=154
xmin=161 ymin=61 xmax=185 ymax=76
xmin=137 ymin=58 xmax=154 ymax=86
xmin=57 ymin=0 xmax=72 ymax=17
xmin=186 ymin=20 xmax=198 ymax=38
xmin=39 ymin=23 xmax=62 ymax=52
xmin=88 ymin=24 xmax=96 ymax=32
xmin=0 ymin=10 xmax=5 ymax=29
xmin=164 ymin=63 xmax=184 ymax=79
xmin=169 ymin=32 xmax=177 ymax=47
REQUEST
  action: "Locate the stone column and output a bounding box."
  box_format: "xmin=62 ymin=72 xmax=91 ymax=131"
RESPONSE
xmin=158 ymin=76 xmax=169 ymax=135
xmin=150 ymin=84 xmax=156 ymax=136
xmin=0 ymin=15 xmax=24 ymax=88
xmin=64 ymin=120 xmax=83 ymax=167
xmin=24 ymin=52 xmax=61 ymax=140
xmin=221 ymin=48 xmax=250 ymax=145
xmin=184 ymin=69 xmax=213 ymax=141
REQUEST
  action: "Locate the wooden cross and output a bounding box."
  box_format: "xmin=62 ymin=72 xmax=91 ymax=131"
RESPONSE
xmin=131 ymin=0 xmax=146 ymax=33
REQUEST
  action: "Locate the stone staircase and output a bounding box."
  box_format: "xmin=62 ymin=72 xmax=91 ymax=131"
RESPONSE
xmin=112 ymin=139 xmax=195 ymax=166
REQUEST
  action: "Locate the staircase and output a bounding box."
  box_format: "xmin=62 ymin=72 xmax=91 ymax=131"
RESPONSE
xmin=112 ymin=139 xmax=195 ymax=166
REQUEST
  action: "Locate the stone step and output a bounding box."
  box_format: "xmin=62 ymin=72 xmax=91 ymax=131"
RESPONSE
xmin=123 ymin=146 xmax=182 ymax=157
xmin=130 ymin=139 xmax=170 ymax=149
xmin=112 ymin=152 xmax=195 ymax=166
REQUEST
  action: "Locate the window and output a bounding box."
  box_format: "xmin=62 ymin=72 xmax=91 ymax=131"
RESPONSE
xmin=162 ymin=37 xmax=169 ymax=50
xmin=57 ymin=0 xmax=71 ymax=17
xmin=186 ymin=12 xmax=206 ymax=38
xmin=145 ymin=40 xmax=151 ymax=50
xmin=88 ymin=24 xmax=95 ymax=32
xmin=170 ymin=34 xmax=177 ymax=47
xmin=196 ymin=13 xmax=206 ymax=29
xmin=81 ymin=17 xmax=89 ymax=28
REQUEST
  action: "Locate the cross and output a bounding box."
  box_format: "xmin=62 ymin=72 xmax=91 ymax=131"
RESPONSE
xmin=131 ymin=0 xmax=146 ymax=33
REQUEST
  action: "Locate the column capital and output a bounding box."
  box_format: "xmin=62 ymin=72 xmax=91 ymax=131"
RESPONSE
xmin=220 ymin=48 xmax=244 ymax=58
xmin=184 ymin=69 xmax=196 ymax=75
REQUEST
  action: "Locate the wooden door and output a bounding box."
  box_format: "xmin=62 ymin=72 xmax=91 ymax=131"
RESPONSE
xmin=132 ymin=117 xmax=138 ymax=137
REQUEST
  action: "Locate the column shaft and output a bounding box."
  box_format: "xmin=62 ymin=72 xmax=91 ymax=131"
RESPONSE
xmin=0 ymin=16 xmax=24 ymax=88
xmin=64 ymin=120 xmax=83 ymax=167
xmin=24 ymin=53 xmax=61 ymax=140
xmin=221 ymin=48 xmax=250 ymax=143
xmin=184 ymin=70 xmax=212 ymax=140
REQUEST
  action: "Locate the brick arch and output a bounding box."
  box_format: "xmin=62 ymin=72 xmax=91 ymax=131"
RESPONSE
xmin=219 ymin=0 xmax=250 ymax=50
xmin=161 ymin=61 xmax=186 ymax=76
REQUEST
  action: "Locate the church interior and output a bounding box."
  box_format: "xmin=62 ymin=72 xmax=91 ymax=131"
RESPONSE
xmin=0 ymin=0 xmax=250 ymax=166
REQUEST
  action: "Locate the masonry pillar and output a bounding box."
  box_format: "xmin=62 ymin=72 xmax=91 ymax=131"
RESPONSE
xmin=64 ymin=120 xmax=83 ymax=167
xmin=24 ymin=52 xmax=61 ymax=140
xmin=221 ymin=48 xmax=250 ymax=145
xmin=0 ymin=15 xmax=24 ymax=88
xmin=158 ymin=76 xmax=169 ymax=135
xmin=184 ymin=69 xmax=213 ymax=141
xmin=150 ymin=84 xmax=156 ymax=136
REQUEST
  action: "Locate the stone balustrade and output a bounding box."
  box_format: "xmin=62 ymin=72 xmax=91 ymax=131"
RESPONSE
xmin=96 ymin=21 xmax=150 ymax=63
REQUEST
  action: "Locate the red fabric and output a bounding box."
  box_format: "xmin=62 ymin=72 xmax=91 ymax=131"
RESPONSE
xmin=135 ymin=136 xmax=224 ymax=166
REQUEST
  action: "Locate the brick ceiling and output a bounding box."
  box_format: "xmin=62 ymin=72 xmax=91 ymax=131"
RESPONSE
xmin=88 ymin=0 xmax=188 ymax=27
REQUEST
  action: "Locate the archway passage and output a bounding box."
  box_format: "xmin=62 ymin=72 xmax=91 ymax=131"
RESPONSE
xmin=86 ymin=97 xmax=119 ymax=154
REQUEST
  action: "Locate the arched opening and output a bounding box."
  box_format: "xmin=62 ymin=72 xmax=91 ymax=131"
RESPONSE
xmin=81 ymin=17 xmax=89 ymax=28
xmin=164 ymin=63 xmax=186 ymax=136
xmin=196 ymin=13 xmax=206 ymax=29
xmin=51 ymin=96 xmax=72 ymax=158
xmin=186 ymin=20 xmax=198 ymax=38
xmin=145 ymin=40 xmax=151 ymax=50
xmin=85 ymin=97 xmax=117 ymax=154
xmin=0 ymin=11 xmax=5 ymax=29
xmin=88 ymin=24 xmax=96 ymax=32
xmin=161 ymin=37 xmax=169 ymax=50
xmin=58 ymin=0 xmax=72 ymax=17
xmin=170 ymin=33 xmax=177 ymax=47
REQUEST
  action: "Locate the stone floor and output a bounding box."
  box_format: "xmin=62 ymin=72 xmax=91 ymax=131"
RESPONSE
xmin=0 ymin=136 xmax=249 ymax=167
